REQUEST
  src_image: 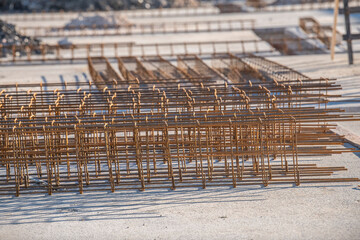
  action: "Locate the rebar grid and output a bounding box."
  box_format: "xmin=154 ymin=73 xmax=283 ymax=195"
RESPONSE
xmin=17 ymin=19 xmax=256 ymax=38
xmin=0 ymin=36 xmax=336 ymax=64
xmin=0 ymin=40 xmax=272 ymax=64
xmin=0 ymin=54 xmax=359 ymax=196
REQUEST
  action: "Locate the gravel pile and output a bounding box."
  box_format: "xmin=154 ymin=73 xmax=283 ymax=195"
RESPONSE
xmin=0 ymin=20 xmax=41 ymax=56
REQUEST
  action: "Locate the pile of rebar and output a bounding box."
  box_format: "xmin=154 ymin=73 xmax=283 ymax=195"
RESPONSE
xmin=0 ymin=53 xmax=359 ymax=196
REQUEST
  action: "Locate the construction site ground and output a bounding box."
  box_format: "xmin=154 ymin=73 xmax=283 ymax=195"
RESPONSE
xmin=1 ymin=6 xmax=360 ymax=240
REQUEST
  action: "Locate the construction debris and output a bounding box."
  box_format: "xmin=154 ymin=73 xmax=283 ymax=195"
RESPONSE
xmin=246 ymin=0 xmax=276 ymax=8
xmin=215 ymin=3 xmax=244 ymax=13
xmin=0 ymin=20 xmax=41 ymax=57
xmin=63 ymin=14 xmax=120 ymax=29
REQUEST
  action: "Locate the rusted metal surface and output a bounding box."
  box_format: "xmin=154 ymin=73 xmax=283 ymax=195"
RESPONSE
xmin=88 ymin=57 xmax=123 ymax=90
xmin=0 ymin=54 xmax=359 ymax=196
xmin=211 ymin=54 xmax=267 ymax=84
xmin=117 ymin=56 xmax=193 ymax=87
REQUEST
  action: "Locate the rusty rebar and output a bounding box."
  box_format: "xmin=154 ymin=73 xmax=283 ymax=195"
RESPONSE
xmin=0 ymin=53 xmax=359 ymax=196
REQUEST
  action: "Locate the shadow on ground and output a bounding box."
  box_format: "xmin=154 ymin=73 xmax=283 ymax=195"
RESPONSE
xmin=0 ymin=183 xmax=353 ymax=225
